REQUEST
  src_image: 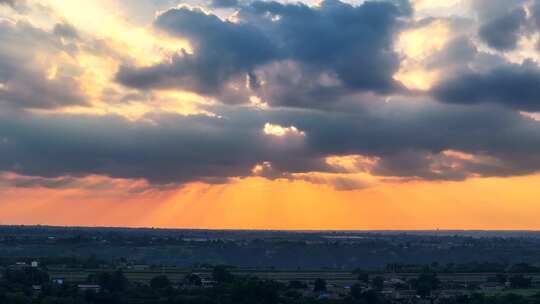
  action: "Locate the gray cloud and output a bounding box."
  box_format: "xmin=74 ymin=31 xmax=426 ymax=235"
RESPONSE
xmin=471 ymin=0 xmax=526 ymax=22
xmin=433 ymin=61 xmax=540 ymax=111
xmin=53 ymin=23 xmax=79 ymax=39
xmin=293 ymin=173 xmax=371 ymax=191
xmin=117 ymin=0 xmax=410 ymax=107
xmin=1 ymin=96 xmax=540 ymax=187
xmin=0 ymin=21 xmax=88 ymax=109
xmin=117 ymin=6 xmax=278 ymax=97
xmin=210 ymin=0 xmax=239 ymax=8
xmin=0 ymin=0 xmax=17 ymax=6
xmin=478 ymin=7 xmax=526 ymax=51
xmin=531 ymin=2 xmax=540 ymax=28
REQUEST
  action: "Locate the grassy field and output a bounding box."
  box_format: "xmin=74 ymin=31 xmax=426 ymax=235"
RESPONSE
xmin=47 ymin=268 xmax=359 ymax=284
xmin=485 ymin=288 xmax=540 ymax=297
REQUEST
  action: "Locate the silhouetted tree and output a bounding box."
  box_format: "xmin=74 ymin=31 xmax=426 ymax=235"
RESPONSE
xmin=150 ymin=275 xmax=171 ymax=289
xmin=496 ymin=273 xmax=508 ymax=284
xmin=372 ymin=276 xmax=385 ymax=291
xmin=3 ymin=267 xmax=49 ymax=286
xmin=288 ymin=280 xmax=307 ymax=289
xmin=88 ymin=270 xmax=128 ymax=292
xmin=353 ymin=269 xmax=370 ymax=284
xmin=412 ymin=272 xmax=440 ymax=297
xmin=509 ymin=275 xmax=531 ymax=289
xmin=313 ymin=278 xmax=327 ymax=292
xmin=212 ymin=265 xmax=235 ymax=283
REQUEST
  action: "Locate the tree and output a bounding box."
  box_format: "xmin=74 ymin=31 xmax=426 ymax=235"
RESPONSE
xmin=353 ymin=269 xmax=370 ymax=284
xmin=350 ymin=283 xmax=364 ymax=299
xmin=509 ymin=275 xmax=531 ymax=289
xmin=150 ymin=275 xmax=171 ymax=289
xmin=496 ymin=273 xmax=508 ymax=284
xmin=313 ymin=278 xmax=327 ymax=292
xmin=230 ymin=278 xmax=281 ymax=304
xmin=3 ymin=268 xmax=49 ymax=286
xmin=288 ymin=280 xmax=307 ymax=289
xmin=412 ymin=272 xmax=440 ymax=297
xmin=371 ymin=276 xmax=385 ymax=291
xmin=89 ymin=270 xmax=128 ymax=292
xmin=212 ymin=265 xmax=234 ymax=283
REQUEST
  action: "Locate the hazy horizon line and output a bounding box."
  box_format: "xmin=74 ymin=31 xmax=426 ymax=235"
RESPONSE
xmin=2 ymin=224 xmax=539 ymax=234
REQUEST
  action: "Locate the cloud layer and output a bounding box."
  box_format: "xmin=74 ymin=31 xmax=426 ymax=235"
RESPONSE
xmin=1 ymin=0 xmax=540 ymax=192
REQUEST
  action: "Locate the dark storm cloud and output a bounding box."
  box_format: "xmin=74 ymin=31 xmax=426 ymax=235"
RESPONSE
xmin=117 ymin=5 xmax=278 ymax=96
xmin=117 ymin=0 xmax=410 ymax=106
xmin=0 ymin=21 xmax=88 ymax=109
xmin=432 ymin=61 xmax=540 ymax=111
xmin=296 ymin=101 xmax=540 ymax=180
xmin=478 ymin=7 xmax=526 ymax=51
xmin=0 ymin=110 xmax=285 ymax=184
xmin=246 ymin=0 xmax=408 ymax=92
xmin=2 ymin=97 xmax=540 ymax=186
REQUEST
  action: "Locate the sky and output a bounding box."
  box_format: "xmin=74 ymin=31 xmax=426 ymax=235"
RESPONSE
xmin=1 ymin=0 xmax=540 ymax=230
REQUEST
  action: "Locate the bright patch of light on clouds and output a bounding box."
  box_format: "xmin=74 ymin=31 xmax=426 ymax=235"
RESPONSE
xmin=520 ymin=111 xmax=540 ymax=122
xmin=325 ymin=155 xmax=379 ymax=173
xmin=394 ymin=20 xmax=451 ymax=91
xmin=263 ymin=123 xmax=305 ymax=137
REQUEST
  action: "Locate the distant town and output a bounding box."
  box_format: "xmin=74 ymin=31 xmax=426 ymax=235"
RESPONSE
xmin=1 ymin=226 xmax=540 ymax=303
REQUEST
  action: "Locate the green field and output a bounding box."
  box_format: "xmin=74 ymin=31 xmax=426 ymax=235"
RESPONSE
xmin=485 ymin=288 xmax=540 ymax=297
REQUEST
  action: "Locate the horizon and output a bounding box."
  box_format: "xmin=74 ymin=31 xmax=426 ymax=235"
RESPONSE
xmin=3 ymin=224 xmax=540 ymax=234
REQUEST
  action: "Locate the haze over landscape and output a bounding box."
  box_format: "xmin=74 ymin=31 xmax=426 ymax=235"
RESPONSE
xmin=1 ymin=0 xmax=540 ymax=230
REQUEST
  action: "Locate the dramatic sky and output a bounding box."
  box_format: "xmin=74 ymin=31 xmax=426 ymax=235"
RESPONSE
xmin=1 ymin=0 xmax=540 ymax=230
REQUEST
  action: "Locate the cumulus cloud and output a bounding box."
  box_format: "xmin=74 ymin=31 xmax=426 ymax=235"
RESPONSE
xmin=433 ymin=61 xmax=540 ymax=111
xmin=117 ymin=0 xmax=410 ymax=107
xmin=478 ymin=7 xmax=526 ymax=51
xmin=117 ymin=5 xmax=277 ymax=101
xmin=0 ymin=21 xmax=88 ymax=109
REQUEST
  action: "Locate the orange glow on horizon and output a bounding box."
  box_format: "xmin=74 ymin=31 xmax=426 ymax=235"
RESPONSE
xmin=1 ymin=174 xmax=540 ymax=230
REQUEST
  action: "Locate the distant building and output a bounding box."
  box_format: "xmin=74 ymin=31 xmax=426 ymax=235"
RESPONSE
xmin=52 ymin=278 xmax=65 ymax=285
xmin=130 ymin=265 xmax=150 ymax=270
xmin=437 ymin=289 xmax=469 ymax=299
xmin=394 ymin=290 xmax=418 ymax=300
xmin=10 ymin=262 xmax=28 ymax=270
xmin=31 ymin=261 xmax=39 ymax=268
xmin=201 ymin=279 xmax=216 ymax=288
xmin=481 ymin=282 xmax=502 ymax=291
